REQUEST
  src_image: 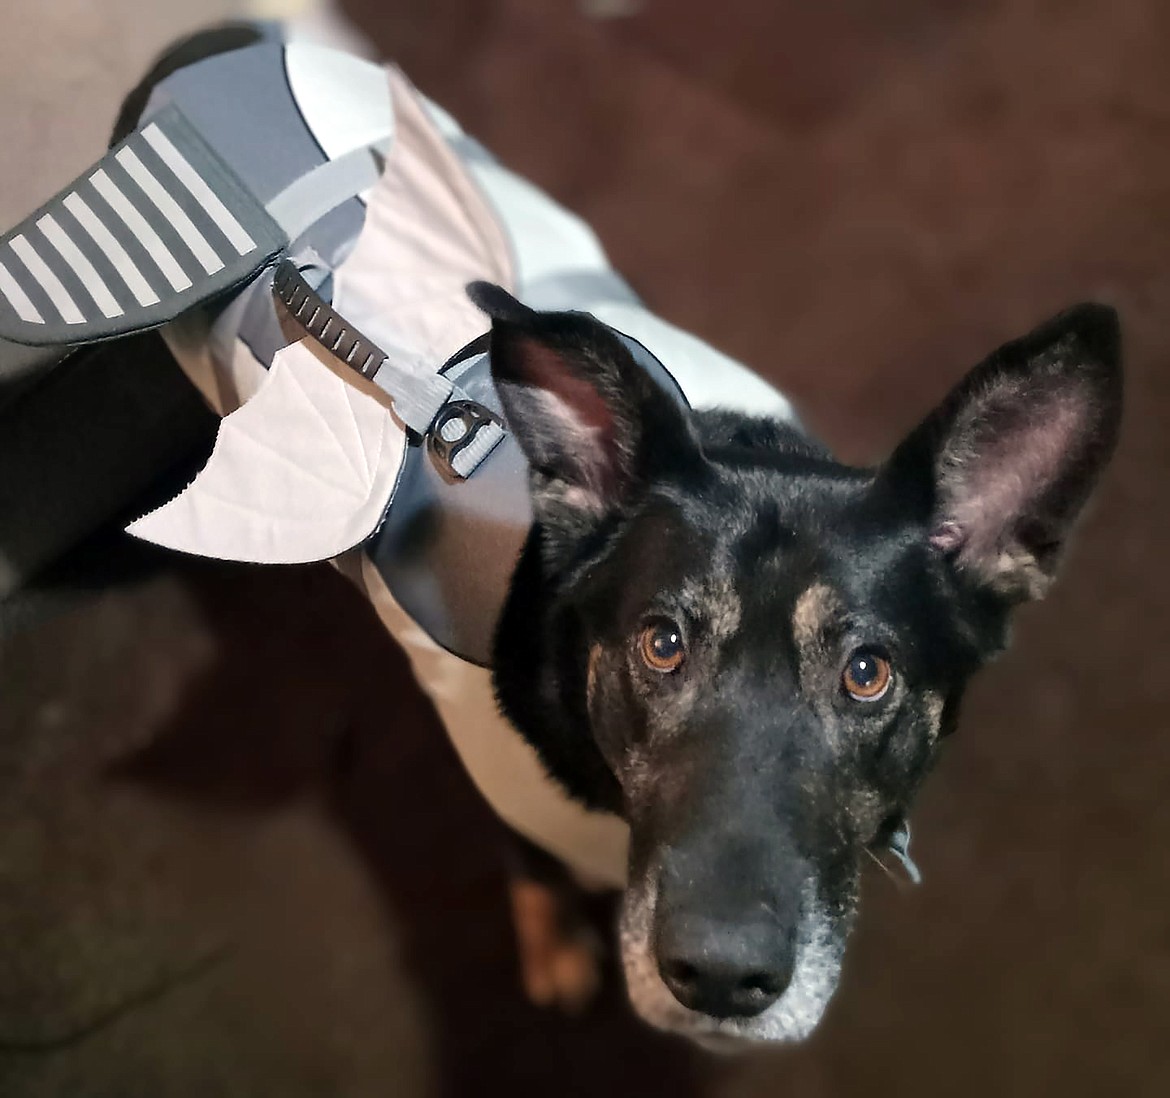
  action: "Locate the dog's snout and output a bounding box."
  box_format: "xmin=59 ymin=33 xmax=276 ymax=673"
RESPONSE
xmin=655 ymin=914 xmax=796 ymax=1019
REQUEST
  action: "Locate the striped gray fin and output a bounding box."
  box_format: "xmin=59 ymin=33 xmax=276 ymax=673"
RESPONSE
xmin=0 ymin=104 xmax=286 ymax=347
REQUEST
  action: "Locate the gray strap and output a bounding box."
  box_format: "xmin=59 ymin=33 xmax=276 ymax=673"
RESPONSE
xmin=271 ymin=260 xmax=504 ymax=477
xmin=265 ymin=144 xmax=385 ymax=242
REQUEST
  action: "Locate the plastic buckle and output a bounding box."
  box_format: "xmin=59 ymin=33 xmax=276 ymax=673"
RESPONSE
xmin=428 ymin=399 xmax=504 ymax=481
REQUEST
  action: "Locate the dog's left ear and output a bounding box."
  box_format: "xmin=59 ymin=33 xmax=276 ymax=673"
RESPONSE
xmin=884 ymin=303 xmax=1123 ymax=601
xmin=469 ymin=282 xmax=701 ymax=540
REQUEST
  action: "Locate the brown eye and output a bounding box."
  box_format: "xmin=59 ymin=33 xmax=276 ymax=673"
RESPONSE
xmin=640 ymin=621 xmax=686 ymax=673
xmin=842 ymin=650 xmax=892 ymax=702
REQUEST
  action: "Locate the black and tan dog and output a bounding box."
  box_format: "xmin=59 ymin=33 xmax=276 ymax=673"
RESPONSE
xmin=0 ymin=20 xmax=1122 ymax=1050
xmin=479 ymin=285 xmax=1121 ymax=1044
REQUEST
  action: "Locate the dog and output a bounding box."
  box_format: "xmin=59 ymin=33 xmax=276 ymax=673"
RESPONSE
xmin=0 ymin=22 xmax=1122 ymax=1048
xmin=476 ymin=284 xmax=1122 ymax=1045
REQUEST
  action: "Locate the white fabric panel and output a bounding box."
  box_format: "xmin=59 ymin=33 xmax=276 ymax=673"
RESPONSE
xmin=340 ymin=551 xmax=630 ymax=890
xmin=419 ymin=94 xmax=616 ymax=299
xmin=420 ymin=95 xmax=464 ymax=141
xmin=128 ymin=339 xmax=405 ymax=564
xmin=284 ymin=43 xmax=394 ymax=162
xmin=588 ymin=300 xmax=796 ymax=421
xmin=133 ymin=47 xmax=797 ymax=883
xmin=331 ymin=67 xmax=515 ymax=371
xmin=419 ymin=91 xmax=613 ymax=288
xmin=133 ymin=64 xmax=517 ymax=571
xmin=467 ymin=160 xmax=611 ymax=286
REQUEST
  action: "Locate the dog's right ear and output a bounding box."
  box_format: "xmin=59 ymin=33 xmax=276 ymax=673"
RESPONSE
xmin=469 ymin=282 xmax=700 ymax=543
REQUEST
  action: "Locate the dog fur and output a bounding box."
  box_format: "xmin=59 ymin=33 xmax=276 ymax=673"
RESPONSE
xmin=478 ymin=286 xmax=1122 ymax=1043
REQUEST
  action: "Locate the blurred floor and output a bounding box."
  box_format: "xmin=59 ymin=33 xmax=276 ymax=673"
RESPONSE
xmin=2 ymin=0 xmax=1170 ymax=1095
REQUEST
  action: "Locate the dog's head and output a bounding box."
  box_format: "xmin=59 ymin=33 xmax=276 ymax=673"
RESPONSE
xmin=473 ymin=284 xmax=1122 ymax=1045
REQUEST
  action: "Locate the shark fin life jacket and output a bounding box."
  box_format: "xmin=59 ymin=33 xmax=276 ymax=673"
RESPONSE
xmin=0 ymin=29 xmax=795 ymax=886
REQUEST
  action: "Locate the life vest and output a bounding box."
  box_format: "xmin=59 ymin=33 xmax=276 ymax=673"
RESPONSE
xmin=0 ymin=29 xmax=795 ymax=887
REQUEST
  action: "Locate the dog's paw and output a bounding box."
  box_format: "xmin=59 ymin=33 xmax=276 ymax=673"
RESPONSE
xmin=520 ymin=927 xmax=602 ymax=1014
xmin=509 ymin=879 xmax=602 ymax=1014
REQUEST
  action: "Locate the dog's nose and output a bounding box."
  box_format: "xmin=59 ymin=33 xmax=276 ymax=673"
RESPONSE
xmin=656 ymin=915 xmax=795 ymax=1019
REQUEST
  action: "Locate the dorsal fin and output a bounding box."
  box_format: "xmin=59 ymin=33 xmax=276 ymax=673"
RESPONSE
xmin=0 ymin=104 xmax=284 ymax=347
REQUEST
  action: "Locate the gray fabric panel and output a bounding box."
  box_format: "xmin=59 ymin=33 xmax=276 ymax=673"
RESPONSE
xmin=366 ymin=352 xmax=532 ymax=667
xmin=97 ymin=156 xmax=194 ymax=291
xmin=0 ymin=104 xmax=286 ymax=347
xmin=1 ymin=244 xmax=57 ymax=326
xmin=134 ymin=138 xmax=240 ymax=264
xmin=209 ymin=265 xmax=278 ymax=373
xmin=77 ymin=175 xmax=171 ymax=303
xmin=108 ymin=22 xmax=278 ymax=146
xmin=153 ymin=43 xmax=326 ymax=206
xmin=61 ymin=186 xmax=163 ymax=308
xmin=12 ymin=229 xmax=89 ymax=324
xmin=212 ymin=198 xmax=367 ymax=369
xmin=289 ymin=196 xmax=367 ymax=274
xmin=36 ymin=212 xmax=123 ymax=319
xmin=113 ymin=145 xmax=222 ymax=276
xmin=365 ymin=332 xmax=688 ymax=665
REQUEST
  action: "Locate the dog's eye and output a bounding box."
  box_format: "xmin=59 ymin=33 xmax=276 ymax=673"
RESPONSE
xmin=842 ymin=649 xmax=892 ymax=702
xmin=639 ymin=621 xmax=686 ymax=673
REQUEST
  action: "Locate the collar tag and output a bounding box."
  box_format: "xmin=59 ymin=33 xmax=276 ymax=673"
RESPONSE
xmin=888 ymin=818 xmax=922 ymax=885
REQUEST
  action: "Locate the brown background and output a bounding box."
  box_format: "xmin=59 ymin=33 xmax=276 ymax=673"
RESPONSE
xmin=2 ymin=1 xmax=1169 ymax=1094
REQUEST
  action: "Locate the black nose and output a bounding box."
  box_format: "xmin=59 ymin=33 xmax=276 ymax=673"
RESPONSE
xmin=656 ymin=915 xmax=796 ymax=1018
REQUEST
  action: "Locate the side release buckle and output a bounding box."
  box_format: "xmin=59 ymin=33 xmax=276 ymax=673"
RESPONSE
xmin=272 ymin=259 xmax=505 ymax=479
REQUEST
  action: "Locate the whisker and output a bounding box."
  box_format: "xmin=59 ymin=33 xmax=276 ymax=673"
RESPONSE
xmin=864 ymin=846 xmax=902 ymax=889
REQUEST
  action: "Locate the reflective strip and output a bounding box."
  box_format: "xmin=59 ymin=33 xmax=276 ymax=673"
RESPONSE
xmin=62 ymin=192 xmax=159 ymax=307
xmin=9 ymin=234 xmax=84 ymax=324
xmin=90 ymin=169 xmax=192 ymax=292
xmin=37 ymin=214 xmax=122 ymax=319
xmin=265 ymin=144 xmax=382 ymax=241
xmin=142 ymin=122 xmax=256 ymax=256
xmin=114 ymin=147 xmax=223 ymax=276
xmin=0 ymin=259 xmax=44 ymax=323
